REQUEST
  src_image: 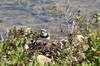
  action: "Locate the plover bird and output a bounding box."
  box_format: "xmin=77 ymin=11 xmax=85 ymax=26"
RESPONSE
xmin=93 ymin=13 xmax=100 ymax=22
xmin=59 ymin=39 xmax=68 ymax=46
xmin=59 ymin=39 xmax=68 ymax=49
xmin=40 ymin=29 xmax=50 ymax=40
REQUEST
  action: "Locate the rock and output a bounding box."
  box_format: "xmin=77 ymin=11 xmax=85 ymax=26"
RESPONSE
xmin=76 ymin=35 xmax=86 ymax=42
xmin=25 ymin=28 xmax=33 ymax=33
xmin=37 ymin=55 xmax=54 ymax=65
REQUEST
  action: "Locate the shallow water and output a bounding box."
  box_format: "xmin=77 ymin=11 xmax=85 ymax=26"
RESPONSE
xmin=0 ymin=0 xmax=100 ymax=38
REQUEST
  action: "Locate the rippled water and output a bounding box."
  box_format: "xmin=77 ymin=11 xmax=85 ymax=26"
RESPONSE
xmin=0 ymin=0 xmax=100 ymax=38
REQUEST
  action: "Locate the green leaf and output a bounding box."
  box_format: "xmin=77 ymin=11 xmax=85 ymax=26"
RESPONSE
xmin=13 ymin=57 xmax=19 ymax=64
xmin=5 ymin=61 xmax=12 ymax=66
xmin=77 ymin=16 xmax=82 ymax=20
xmin=26 ymin=62 xmax=33 ymax=66
xmin=93 ymin=30 xmax=98 ymax=38
xmin=0 ymin=43 xmax=3 ymax=51
xmin=87 ymin=36 xmax=92 ymax=44
xmin=91 ymin=58 xmax=100 ymax=66
xmin=82 ymin=61 xmax=89 ymax=66
xmin=91 ymin=45 xmax=98 ymax=51
xmin=20 ymin=54 xmax=28 ymax=62
xmin=2 ymin=42 xmax=7 ymax=51
xmin=0 ymin=51 xmax=5 ymax=56
xmin=16 ymin=47 xmax=24 ymax=55
xmin=16 ymin=41 xmax=23 ymax=48
xmin=76 ymin=64 xmax=81 ymax=66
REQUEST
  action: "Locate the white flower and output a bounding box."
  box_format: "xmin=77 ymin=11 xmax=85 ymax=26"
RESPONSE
xmin=24 ymin=44 xmax=29 ymax=50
